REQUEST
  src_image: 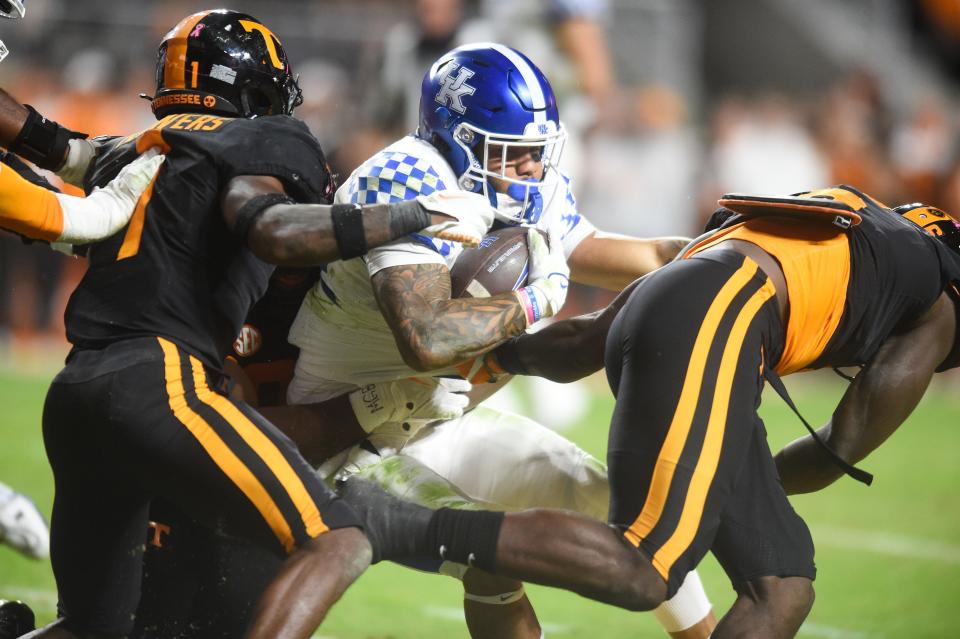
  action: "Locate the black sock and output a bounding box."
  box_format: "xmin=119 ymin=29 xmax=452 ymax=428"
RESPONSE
xmin=424 ymin=508 xmax=505 ymax=571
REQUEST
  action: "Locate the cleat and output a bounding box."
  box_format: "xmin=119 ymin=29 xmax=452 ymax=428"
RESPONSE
xmin=0 ymin=600 xmax=35 ymax=639
xmin=335 ymin=476 xmax=434 ymax=563
xmin=0 ymin=485 xmax=50 ymax=560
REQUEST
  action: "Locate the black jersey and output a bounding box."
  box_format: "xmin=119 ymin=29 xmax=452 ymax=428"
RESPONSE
xmin=65 ymin=113 xmax=333 ymax=370
xmin=813 ymin=186 xmax=960 ymax=368
xmin=231 ymin=267 xmax=320 ymax=406
xmin=693 ymin=185 xmax=960 ymax=372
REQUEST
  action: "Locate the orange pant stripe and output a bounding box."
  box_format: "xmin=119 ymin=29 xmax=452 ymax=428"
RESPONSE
xmin=623 ymin=259 xmax=759 ymax=548
xmin=157 ymin=337 xmax=297 ymax=553
xmin=188 ymin=355 xmax=329 ymax=540
xmin=651 ymin=280 xmax=776 ymax=579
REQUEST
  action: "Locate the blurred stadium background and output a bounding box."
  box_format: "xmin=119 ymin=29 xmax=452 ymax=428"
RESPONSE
xmin=0 ymin=0 xmax=958 ymax=637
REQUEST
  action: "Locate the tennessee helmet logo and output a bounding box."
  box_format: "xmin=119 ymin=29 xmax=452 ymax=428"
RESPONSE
xmin=435 ymin=63 xmax=476 ymax=114
xmin=234 ymin=324 xmax=262 ymax=357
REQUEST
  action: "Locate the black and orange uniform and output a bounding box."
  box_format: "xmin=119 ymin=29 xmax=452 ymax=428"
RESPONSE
xmin=603 ymin=185 xmax=960 ymax=597
xmin=134 ymin=268 xmax=319 ymax=639
xmin=41 ymin=111 xmax=357 ymax=635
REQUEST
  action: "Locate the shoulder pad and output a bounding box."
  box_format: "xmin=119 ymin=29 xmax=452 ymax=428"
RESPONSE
xmin=718 ymin=192 xmax=862 ymax=230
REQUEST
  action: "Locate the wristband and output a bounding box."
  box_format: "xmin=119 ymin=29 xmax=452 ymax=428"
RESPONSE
xmin=514 ymin=287 xmax=541 ymax=326
xmin=9 ymin=104 xmax=87 ymax=171
xmin=387 ymin=198 xmax=431 ymax=239
xmin=233 ymin=193 xmax=293 ymax=243
xmin=331 ymin=203 xmax=367 ymax=259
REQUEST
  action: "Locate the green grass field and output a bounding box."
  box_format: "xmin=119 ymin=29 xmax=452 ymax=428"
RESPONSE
xmin=1 ymin=366 xmax=958 ymax=638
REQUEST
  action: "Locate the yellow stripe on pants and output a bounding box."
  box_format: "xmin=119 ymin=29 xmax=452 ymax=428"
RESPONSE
xmin=651 ymin=280 xmax=776 ymax=579
xmin=624 ymin=260 xmax=760 ymax=548
xmin=158 ymin=337 xmax=297 ymax=553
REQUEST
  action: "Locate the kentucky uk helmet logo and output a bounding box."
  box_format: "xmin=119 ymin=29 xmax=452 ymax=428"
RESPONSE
xmin=435 ymin=63 xmax=476 ymax=115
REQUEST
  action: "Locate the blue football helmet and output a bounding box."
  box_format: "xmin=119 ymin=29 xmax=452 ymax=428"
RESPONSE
xmin=418 ymin=43 xmax=566 ymax=225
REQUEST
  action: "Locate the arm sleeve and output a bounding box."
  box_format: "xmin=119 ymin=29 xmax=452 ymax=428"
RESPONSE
xmin=0 ymin=158 xmax=64 ymax=241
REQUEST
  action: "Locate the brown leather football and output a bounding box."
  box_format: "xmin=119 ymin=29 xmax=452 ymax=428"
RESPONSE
xmin=449 ymin=226 xmax=540 ymax=297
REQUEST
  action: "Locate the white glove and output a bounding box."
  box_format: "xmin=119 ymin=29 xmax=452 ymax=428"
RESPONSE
xmin=515 ymin=228 xmax=569 ymax=325
xmin=416 ymin=190 xmax=495 ymax=248
xmin=56 ymin=148 xmax=165 ymax=244
xmin=348 ymin=376 xmax=472 ymax=434
xmin=56 ymin=138 xmax=99 ymax=187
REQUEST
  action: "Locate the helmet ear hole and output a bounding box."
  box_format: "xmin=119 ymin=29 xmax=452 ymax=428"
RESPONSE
xmin=241 ymin=85 xmax=279 ymax=118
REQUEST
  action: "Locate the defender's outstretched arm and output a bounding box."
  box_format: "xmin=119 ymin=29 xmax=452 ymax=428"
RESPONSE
xmin=221 ymin=175 xmax=492 ymax=267
xmin=494 ymin=276 xmax=645 ymax=382
xmin=775 ymin=292 xmax=957 ymax=494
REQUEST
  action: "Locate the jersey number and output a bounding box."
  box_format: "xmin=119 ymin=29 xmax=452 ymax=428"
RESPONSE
xmin=116 ymin=174 xmax=158 ymax=261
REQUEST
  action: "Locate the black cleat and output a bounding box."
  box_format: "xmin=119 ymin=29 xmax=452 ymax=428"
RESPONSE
xmin=0 ymin=600 xmax=35 ymax=639
xmin=335 ymin=476 xmax=435 ymax=563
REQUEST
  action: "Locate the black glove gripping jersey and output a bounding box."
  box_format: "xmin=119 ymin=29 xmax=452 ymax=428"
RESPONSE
xmin=67 ymin=113 xmax=334 ymax=370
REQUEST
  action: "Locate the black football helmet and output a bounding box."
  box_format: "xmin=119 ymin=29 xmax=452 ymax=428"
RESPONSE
xmin=892 ymin=203 xmax=960 ymax=256
xmin=151 ymin=9 xmax=302 ymax=119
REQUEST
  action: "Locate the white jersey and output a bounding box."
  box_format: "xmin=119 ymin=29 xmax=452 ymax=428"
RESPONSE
xmin=287 ymin=134 xmax=595 ymax=403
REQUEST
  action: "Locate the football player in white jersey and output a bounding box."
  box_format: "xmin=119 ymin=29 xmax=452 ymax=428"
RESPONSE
xmin=288 ymin=43 xmax=714 ymax=639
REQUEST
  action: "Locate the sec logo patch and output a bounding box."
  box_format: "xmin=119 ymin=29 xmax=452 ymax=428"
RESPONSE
xmin=234 ymin=324 xmax=262 ymax=357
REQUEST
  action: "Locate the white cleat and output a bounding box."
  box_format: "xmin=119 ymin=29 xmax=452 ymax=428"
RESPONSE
xmin=0 ymin=484 xmax=49 ymax=560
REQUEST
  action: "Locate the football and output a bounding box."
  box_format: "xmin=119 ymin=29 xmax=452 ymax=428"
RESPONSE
xmin=449 ymin=225 xmax=539 ymax=298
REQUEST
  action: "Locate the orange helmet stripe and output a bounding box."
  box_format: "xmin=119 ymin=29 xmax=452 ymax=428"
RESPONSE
xmin=162 ymin=10 xmax=213 ymax=90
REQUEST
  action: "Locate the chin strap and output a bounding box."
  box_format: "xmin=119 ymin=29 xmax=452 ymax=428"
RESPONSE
xmin=764 ymin=367 xmax=873 ymax=486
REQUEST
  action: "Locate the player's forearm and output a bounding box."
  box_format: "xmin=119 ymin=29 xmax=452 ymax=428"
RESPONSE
xmin=777 ymin=299 xmax=953 ymax=494
xmin=570 ymin=233 xmax=689 ymax=291
xmin=495 ymin=275 xmax=645 ymax=381
xmin=774 ymin=427 xmax=847 ymax=494
xmin=0 ymin=88 xmax=28 ymax=147
xmin=258 ymin=201 xmax=444 ymax=267
xmin=389 ymin=290 xmax=528 ymax=372
xmin=227 ymin=179 xmax=446 ymax=267
xmin=495 ymin=312 xmax=604 ymax=382
xmin=0 ymin=91 xmax=89 ymax=175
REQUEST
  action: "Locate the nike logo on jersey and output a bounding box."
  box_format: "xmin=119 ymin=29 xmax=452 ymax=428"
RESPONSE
xmin=435 ymin=63 xmax=476 ymax=114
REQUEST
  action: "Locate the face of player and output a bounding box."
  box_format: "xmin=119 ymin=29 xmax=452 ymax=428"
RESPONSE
xmin=483 ymin=144 xmax=545 ymax=194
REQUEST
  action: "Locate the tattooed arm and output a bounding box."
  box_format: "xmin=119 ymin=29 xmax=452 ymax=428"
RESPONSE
xmin=372 ymin=262 xmax=528 ymax=372
xmin=222 ymin=175 xmax=459 ymax=266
